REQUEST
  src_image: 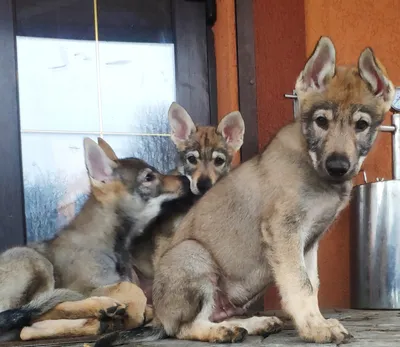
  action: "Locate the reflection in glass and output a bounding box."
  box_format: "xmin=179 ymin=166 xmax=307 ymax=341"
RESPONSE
xmin=21 ymin=133 xmax=93 ymax=242
xmin=15 ymin=0 xmax=177 ymax=241
xmin=103 ymin=135 xmax=177 ymax=174
xmin=17 ymin=37 xmax=99 ymax=132
xmin=99 ymin=42 xmax=175 ymax=134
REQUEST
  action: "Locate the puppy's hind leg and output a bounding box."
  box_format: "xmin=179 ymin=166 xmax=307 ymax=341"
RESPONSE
xmin=34 ymin=296 xmax=126 ymax=322
xmin=154 ymin=240 xmax=248 ymax=343
xmin=0 ymin=247 xmax=55 ymax=311
xmin=20 ymin=318 xmax=124 ymax=340
xmin=91 ymin=281 xmax=149 ymax=329
xmin=0 ymin=248 xmax=62 ymax=336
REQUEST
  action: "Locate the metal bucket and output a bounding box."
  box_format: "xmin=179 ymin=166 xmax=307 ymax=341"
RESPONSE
xmin=350 ymin=179 xmax=400 ymax=309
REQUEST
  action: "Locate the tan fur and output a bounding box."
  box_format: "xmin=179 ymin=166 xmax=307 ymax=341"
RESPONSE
xmin=91 ymin=180 xmax=129 ymax=205
xmin=20 ymin=318 xmax=123 ymax=340
xmin=168 ymin=102 xmax=245 ymax=195
xmin=33 ymin=296 xmax=126 ymax=322
xmin=184 ymin=126 xmax=235 ymax=186
xmin=97 ymin=137 xmax=118 ymax=161
xmin=0 ymin=138 xmax=189 ymax=341
xmin=130 ymin=103 xmax=245 ymax=305
xmin=91 ymin=282 xmax=151 ymax=329
xmin=143 ymin=37 xmax=395 ymax=345
xmin=160 ymin=175 xmax=188 ymax=195
xmin=177 ymin=322 xmax=248 ymax=343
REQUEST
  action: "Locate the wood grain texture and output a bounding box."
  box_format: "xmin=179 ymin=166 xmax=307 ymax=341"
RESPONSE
xmin=0 ymin=0 xmax=26 ymax=251
xmin=213 ymin=0 xmax=240 ymax=167
xmin=256 ymin=0 xmax=400 ymax=310
xmin=174 ymin=0 xmax=210 ymax=125
xmin=236 ymin=0 xmax=258 ymax=161
xmin=304 ymin=0 xmax=400 ymax=309
xmin=253 ymin=0 xmax=306 ymax=151
xmin=218 ymin=0 xmax=399 ymax=310
xmin=252 ymin=0 xmax=307 ymax=310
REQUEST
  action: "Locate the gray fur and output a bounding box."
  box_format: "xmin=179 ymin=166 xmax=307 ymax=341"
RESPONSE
xmin=99 ymin=37 xmax=395 ymax=346
xmin=22 ymin=289 xmax=84 ymax=316
xmin=0 ymin=138 xmax=189 ymax=338
xmin=129 ymin=103 xmax=245 ymax=303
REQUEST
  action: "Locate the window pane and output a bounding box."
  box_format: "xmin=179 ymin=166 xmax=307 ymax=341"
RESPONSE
xmin=103 ymin=135 xmax=177 ymax=174
xmin=17 ymin=37 xmax=100 ymax=132
xmin=15 ymin=0 xmax=177 ymax=242
xmin=98 ymin=42 xmax=176 ymax=134
xmin=22 ymin=133 xmax=93 ymax=242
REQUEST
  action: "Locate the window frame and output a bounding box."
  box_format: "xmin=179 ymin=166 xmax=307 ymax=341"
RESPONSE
xmin=235 ymin=0 xmax=258 ymax=162
xmin=0 ymin=0 xmax=217 ymax=251
xmin=0 ymin=0 xmax=26 ymax=251
xmin=234 ymin=0 xmax=262 ymax=312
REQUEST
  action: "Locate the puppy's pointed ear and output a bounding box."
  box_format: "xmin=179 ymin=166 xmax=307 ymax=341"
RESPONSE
xmin=217 ymin=111 xmax=245 ymax=152
xmin=83 ymin=138 xmax=116 ymax=184
xmin=97 ymin=137 xmax=118 ymax=161
xmin=296 ymin=36 xmax=336 ymax=93
xmin=358 ymin=47 xmax=394 ymax=108
xmin=168 ymin=102 xmax=196 ymax=146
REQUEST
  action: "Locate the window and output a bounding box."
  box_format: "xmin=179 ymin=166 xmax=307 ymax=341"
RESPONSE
xmin=0 ymin=0 xmax=216 ymax=249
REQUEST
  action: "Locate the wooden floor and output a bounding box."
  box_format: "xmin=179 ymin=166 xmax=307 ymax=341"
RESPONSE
xmin=2 ymin=310 xmax=400 ymax=347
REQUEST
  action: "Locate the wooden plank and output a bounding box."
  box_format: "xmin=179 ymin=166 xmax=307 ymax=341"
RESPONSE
xmin=235 ymin=0 xmax=258 ymax=161
xmin=2 ymin=310 xmax=400 ymax=346
xmin=0 ymin=0 xmax=26 ymax=251
xmin=173 ymin=0 xmax=211 ymax=126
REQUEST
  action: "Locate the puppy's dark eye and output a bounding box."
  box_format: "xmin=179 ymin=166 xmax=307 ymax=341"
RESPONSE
xmin=144 ymin=172 xmax=155 ymax=182
xmin=214 ymin=157 xmax=225 ymax=166
xmin=315 ymin=116 xmax=328 ymax=129
xmin=355 ymin=119 xmax=369 ymax=132
xmin=187 ymin=155 xmax=197 ymax=165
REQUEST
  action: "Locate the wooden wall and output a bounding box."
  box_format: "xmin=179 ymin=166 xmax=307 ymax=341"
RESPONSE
xmin=214 ymin=0 xmax=400 ymax=309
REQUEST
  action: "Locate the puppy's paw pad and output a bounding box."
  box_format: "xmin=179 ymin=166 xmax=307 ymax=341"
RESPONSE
xmin=210 ymin=326 xmax=248 ymax=343
xmin=300 ymin=318 xmax=352 ymax=344
xmin=98 ymin=301 xmax=126 ymax=319
xmin=252 ymin=316 xmax=284 ymax=338
xmin=232 ymin=327 xmax=248 ymax=343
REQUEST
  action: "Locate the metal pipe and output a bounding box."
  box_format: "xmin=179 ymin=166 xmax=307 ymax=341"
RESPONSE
xmin=283 ymin=93 xmax=297 ymax=99
xmin=379 ymin=125 xmax=396 ymax=132
xmin=392 ymin=113 xmax=400 ymax=180
xmin=378 ymin=125 xmax=396 ymax=133
xmin=377 ymin=113 xmax=400 ymax=180
xmin=284 ymin=90 xmax=298 ymax=120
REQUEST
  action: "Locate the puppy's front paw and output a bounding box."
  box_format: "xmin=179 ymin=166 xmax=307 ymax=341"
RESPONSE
xmin=299 ymin=317 xmax=353 ymax=344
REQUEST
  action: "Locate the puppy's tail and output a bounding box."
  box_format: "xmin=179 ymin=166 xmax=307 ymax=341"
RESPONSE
xmin=94 ymin=321 xmax=167 ymax=347
xmin=0 ymin=289 xmax=84 ymax=333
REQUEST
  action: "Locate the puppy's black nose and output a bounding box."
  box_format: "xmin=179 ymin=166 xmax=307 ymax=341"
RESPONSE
xmin=325 ymin=153 xmax=350 ymax=177
xmin=197 ymin=177 xmax=212 ymax=194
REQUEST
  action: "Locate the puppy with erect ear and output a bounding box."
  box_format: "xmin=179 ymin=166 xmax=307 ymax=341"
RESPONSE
xmin=168 ymin=101 xmax=245 ymax=195
xmin=358 ymin=47 xmax=394 ymax=106
xmin=168 ymin=102 xmax=197 ymax=152
xmin=0 ymin=137 xmax=191 ymax=342
xmin=83 ymin=137 xmax=189 ymax=210
xmin=84 ymin=138 xmax=117 ymax=183
xmin=97 ymin=137 xmax=119 ymax=161
xmin=83 ymin=138 xmax=120 ymax=203
xmin=294 ymin=36 xmax=394 ymax=180
xmin=295 ymin=36 xmax=336 ymax=94
xmin=92 ymin=37 xmax=396 ymax=347
xmin=217 ymin=110 xmax=245 ymax=154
